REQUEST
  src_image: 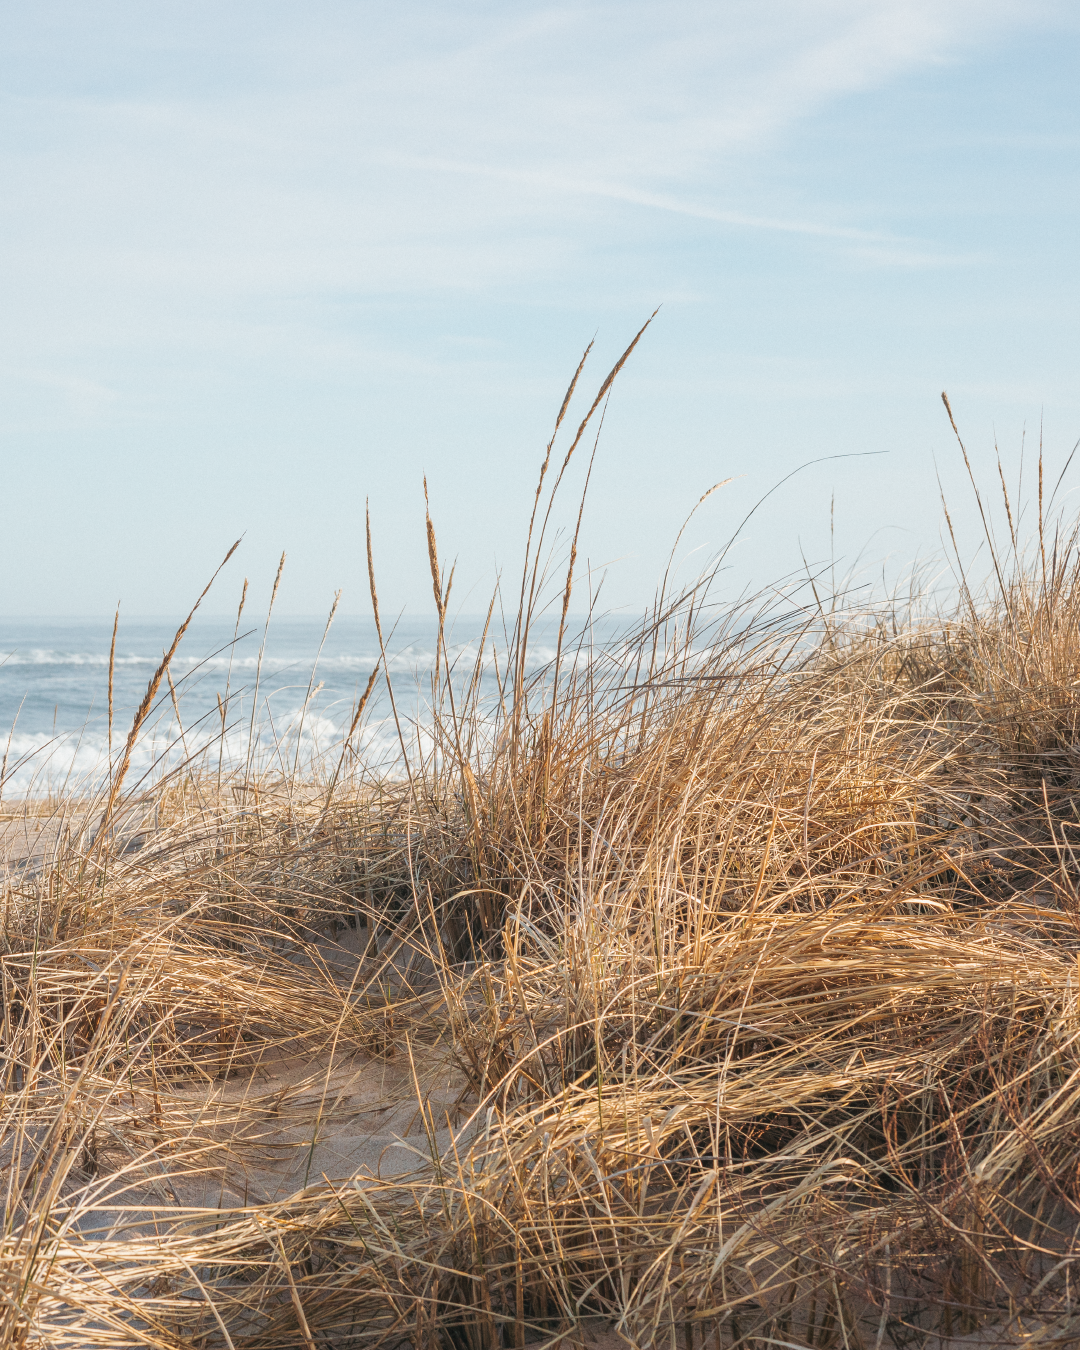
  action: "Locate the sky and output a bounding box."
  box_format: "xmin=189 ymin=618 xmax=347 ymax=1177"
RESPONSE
xmin=1 ymin=1 xmax=1079 ymax=621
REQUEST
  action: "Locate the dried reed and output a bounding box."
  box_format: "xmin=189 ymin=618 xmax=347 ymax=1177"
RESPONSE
xmin=3 ymin=356 xmax=1080 ymax=1350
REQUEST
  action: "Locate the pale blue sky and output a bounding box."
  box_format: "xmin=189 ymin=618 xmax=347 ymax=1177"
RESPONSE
xmin=2 ymin=2 xmax=1078 ymax=619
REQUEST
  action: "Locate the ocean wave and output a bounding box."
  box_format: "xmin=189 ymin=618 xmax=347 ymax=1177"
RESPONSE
xmin=0 ymin=704 xmax=416 ymax=798
xmin=0 ymin=645 xmax=566 ymax=674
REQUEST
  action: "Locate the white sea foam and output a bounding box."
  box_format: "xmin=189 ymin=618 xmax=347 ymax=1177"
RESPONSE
xmin=0 ymin=706 xmax=413 ymax=798
xmin=0 ymin=643 xmax=563 ymax=673
xmin=0 ymin=614 xmax=614 ymax=797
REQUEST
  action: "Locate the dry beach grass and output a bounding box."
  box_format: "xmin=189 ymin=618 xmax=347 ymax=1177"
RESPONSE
xmin=4 ymin=339 xmax=1080 ymax=1348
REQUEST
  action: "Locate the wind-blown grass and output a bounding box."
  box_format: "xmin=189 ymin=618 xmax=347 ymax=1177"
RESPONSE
xmin=3 ymin=338 xmax=1080 ymax=1349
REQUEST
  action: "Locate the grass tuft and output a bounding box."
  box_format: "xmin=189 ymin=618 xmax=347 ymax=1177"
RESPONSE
xmin=4 ymin=351 xmax=1080 ymax=1349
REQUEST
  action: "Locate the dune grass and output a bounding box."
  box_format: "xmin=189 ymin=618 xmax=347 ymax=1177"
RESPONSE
xmin=4 ymin=340 xmax=1080 ymax=1349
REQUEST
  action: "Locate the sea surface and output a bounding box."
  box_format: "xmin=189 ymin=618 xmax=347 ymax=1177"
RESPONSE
xmin=0 ymin=613 xmax=575 ymax=797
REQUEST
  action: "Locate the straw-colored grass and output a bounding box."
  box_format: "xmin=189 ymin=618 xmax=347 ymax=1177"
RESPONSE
xmin=4 ymin=340 xmax=1080 ymax=1349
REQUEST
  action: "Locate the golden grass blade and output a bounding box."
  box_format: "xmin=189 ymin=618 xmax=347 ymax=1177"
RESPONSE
xmin=96 ymin=539 xmax=240 ymax=845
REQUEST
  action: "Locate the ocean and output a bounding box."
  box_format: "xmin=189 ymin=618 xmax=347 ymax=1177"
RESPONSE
xmin=0 ymin=612 xmax=570 ymax=797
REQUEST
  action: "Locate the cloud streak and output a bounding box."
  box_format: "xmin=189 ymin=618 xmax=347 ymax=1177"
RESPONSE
xmin=378 ymin=152 xmax=927 ymax=247
xmin=1 ymin=0 xmax=1062 ymax=303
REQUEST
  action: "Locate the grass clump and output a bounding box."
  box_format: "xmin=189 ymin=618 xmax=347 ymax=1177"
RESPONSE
xmin=4 ymin=338 xmax=1080 ymax=1349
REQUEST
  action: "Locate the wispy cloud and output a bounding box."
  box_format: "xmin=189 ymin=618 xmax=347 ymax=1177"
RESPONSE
xmin=1 ymin=0 xmax=1060 ymax=308
xmin=378 ymin=151 xmax=937 ymax=249
xmin=0 ymin=365 xmax=120 ymax=432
